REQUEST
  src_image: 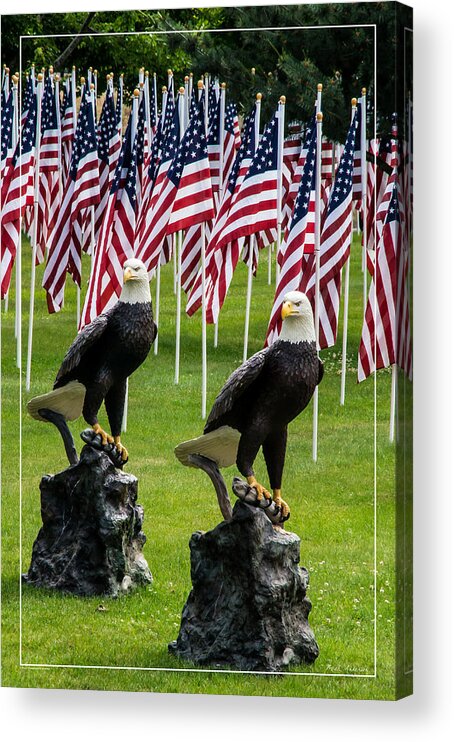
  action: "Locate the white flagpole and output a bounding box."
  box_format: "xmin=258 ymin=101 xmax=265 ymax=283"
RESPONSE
xmin=242 ymin=92 xmax=262 ymax=363
xmin=8 ymin=74 xmax=18 ymax=318
xmin=213 ymin=83 xmax=226 ymax=349
xmin=340 ymin=98 xmax=358 ymax=406
xmin=361 ymin=87 xmax=368 ymax=314
xmin=275 ymin=94 xmax=286 ymax=287
xmin=144 ymin=71 xmax=151 ymax=160
xmin=26 ymin=73 xmax=44 ymax=391
xmin=312 ymin=85 xmax=323 ymax=462
xmin=121 ymin=88 xmax=140 ymax=433
xmin=153 ymin=85 xmax=168 ymax=355
xmin=153 ymin=73 xmax=158 ymax=124
xmin=10 ymin=74 xmax=18 ymax=333
xmin=188 ymin=73 xmax=193 ymax=112
xmin=174 ymin=88 xmax=185 ymax=385
xmin=219 ymin=82 xmax=226 ymax=189
xmin=198 ymin=79 xmax=209 ymax=416
xmin=117 ymin=73 xmax=124 ymax=135
xmin=390 ymin=364 xmax=397 ymax=442
xmin=167 ymin=69 xmax=174 ymax=99
xmin=184 ymin=75 xmax=190 ymax=128
xmin=87 ymin=83 xmax=97 ymax=323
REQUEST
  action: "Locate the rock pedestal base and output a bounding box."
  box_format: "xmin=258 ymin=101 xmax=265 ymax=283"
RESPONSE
xmin=24 ymin=445 xmax=152 ymax=597
xmin=169 ymin=500 xmax=319 ymax=671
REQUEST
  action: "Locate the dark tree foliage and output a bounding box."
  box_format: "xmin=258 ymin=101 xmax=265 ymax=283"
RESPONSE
xmin=1 ymin=3 xmax=412 ymax=140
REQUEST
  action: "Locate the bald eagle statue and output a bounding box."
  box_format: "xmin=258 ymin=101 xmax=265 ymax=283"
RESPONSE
xmin=28 ymin=259 xmax=157 ymax=463
xmin=175 ymin=290 xmax=323 ymax=521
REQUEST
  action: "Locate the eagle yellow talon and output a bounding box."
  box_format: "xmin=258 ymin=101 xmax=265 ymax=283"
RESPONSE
xmin=114 ymin=437 xmax=129 ymax=461
xmin=93 ymin=424 xmax=114 ymax=446
xmin=273 ymin=489 xmax=290 ymax=518
xmin=247 ymin=476 xmax=271 ymax=502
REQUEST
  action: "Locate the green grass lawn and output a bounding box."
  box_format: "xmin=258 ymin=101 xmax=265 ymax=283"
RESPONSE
xmin=1 ymin=233 xmax=409 ymax=699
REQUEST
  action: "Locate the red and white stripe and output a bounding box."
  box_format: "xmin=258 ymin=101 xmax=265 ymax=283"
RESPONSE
xmin=43 ymin=148 xmax=100 ymax=313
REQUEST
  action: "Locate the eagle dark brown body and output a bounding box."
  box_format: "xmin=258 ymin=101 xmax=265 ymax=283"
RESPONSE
xmin=54 ymin=300 xmax=156 ymax=438
xmin=205 ymin=339 xmax=323 ymax=492
xmin=27 ymin=259 xmax=157 ymax=463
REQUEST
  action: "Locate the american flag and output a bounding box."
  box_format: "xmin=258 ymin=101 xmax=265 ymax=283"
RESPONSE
xmin=135 ymin=99 xmax=181 ymax=274
xmin=161 ymin=106 xmax=215 ymax=291
xmin=211 ymin=109 xmax=279 ymax=251
xmin=222 ymin=102 xmax=240 ymax=185
xmin=94 ymin=83 xmax=121 ymax=241
xmin=1 ymin=88 xmax=14 ymax=179
xmin=352 ymin=99 xmax=363 ymax=201
xmin=186 ymin=105 xmax=257 ymax=319
xmin=149 ymin=75 xmax=158 ymax=135
xmin=165 ymin=106 xmax=214 ymax=232
xmin=37 ymin=75 xmax=61 ymax=256
xmin=21 ymin=71 xmax=35 ymax=126
xmin=115 ymin=75 xmax=123 ymax=132
xmin=42 ymin=95 xmax=100 ymax=313
xmin=321 ymin=139 xmax=334 ymax=182
xmin=298 ymin=108 xmax=358 ymax=349
xmin=366 ymin=135 xmax=395 ymax=254
xmin=81 ymin=105 xmax=145 ymax=326
xmin=1 ymin=95 xmax=37 ymax=298
xmin=281 ymin=114 xmax=315 ymax=234
xmin=61 ymin=76 xmax=76 ymax=180
xmin=207 ymin=96 xmax=222 ymax=191
xmin=265 ymin=127 xmax=317 ymax=344
xmin=358 ymin=172 xmax=411 ymax=381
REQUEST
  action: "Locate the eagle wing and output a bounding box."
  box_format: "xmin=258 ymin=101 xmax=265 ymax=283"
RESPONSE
xmin=54 ymin=312 xmax=110 ymax=388
xmin=204 ymin=348 xmax=268 ymax=433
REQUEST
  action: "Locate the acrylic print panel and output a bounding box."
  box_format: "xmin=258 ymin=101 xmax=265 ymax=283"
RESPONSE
xmin=0 ymin=1 xmax=413 ymax=701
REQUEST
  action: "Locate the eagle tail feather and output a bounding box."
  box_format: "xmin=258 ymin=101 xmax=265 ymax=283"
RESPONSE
xmin=174 ymin=425 xmax=240 ymax=469
xmin=27 ymin=380 xmax=86 ymax=423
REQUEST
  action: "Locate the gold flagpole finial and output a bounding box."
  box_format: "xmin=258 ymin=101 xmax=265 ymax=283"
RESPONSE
xmin=361 ymin=87 xmax=367 ymax=96
xmin=351 ymin=97 xmax=357 ymax=107
xmin=280 ymin=95 xmax=286 ymax=104
xmin=179 ymin=86 xmax=185 ymax=94
xmin=80 ymin=76 xmax=85 ymax=85
xmin=316 ymin=112 xmax=323 ymax=122
xmin=37 ymin=73 xmax=43 ymax=82
xmin=317 ymin=83 xmax=323 ymax=92
xmin=133 ymin=88 xmax=140 ymax=98
xmin=256 ymin=92 xmax=262 ymax=101
xmin=198 ymin=80 xmax=204 ymax=89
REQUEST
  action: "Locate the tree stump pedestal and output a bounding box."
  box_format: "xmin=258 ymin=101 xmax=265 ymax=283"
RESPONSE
xmin=23 ymin=445 xmax=152 ymax=597
xmin=169 ymin=500 xmax=319 ymax=671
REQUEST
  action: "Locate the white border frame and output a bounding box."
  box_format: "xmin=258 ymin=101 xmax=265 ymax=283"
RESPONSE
xmin=17 ymin=19 xmax=379 ymax=680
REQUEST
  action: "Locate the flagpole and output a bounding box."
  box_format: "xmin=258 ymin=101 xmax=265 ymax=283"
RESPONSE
xmin=275 ymin=95 xmax=286 ymax=288
xmin=312 ymin=99 xmax=323 ymax=463
xmin=144 ymin=71 xmax=151 ymax=160
xmin=154 ymin=84 xmax=168 ymax=353
xmin=87 ymin=83 xmax=97 ymax=325
xmin=242 ymin=92 xmax=262 ymax=363
xmin=184 ymin=75 xmax=190 ymax=127
xmin=340 ymin=98 xmax=357 ymax=406
xmin=175 ymin=87 xmax=185 ymax=385
xmin=361 ymin=87 xmax=368 ymax=315
xmin=197 ymin=79 xmax=209 ymax=416
xmin=153 ymin=73 xmax=158 ymax=124
xmin=121 ymin=88 xmax=140 ymax=433
xmin=26 ymin=73 xmax=44 ymax=391
xmin=117 ymin=73 xmax=124 ymax=135
xmin=10 ymin=73 xmax=19 ymax=339
xmin=213 ymin=83 xmax=226 ymax=350
xmin=8 ymin=73 xmax=18 ymax=319
xmin=188 ymin=73 xmax=193 ymax=112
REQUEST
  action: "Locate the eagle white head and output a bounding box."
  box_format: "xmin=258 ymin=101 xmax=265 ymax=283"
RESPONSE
xmin=279 ymin=290 xmax=316 ymax=344
xmin=120 ymin=258 xmax=151 ymax=305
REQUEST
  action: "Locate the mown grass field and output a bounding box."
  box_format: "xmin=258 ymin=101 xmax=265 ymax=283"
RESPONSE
xmin=1 ymin=232 xmax=407 ymax=699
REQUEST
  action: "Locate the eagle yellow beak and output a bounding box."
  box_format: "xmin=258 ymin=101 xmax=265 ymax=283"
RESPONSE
xmin=124 ymin=267 xmax=135 ymax=282
xmin=281 ymin=301 xmax=295 ymax=320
